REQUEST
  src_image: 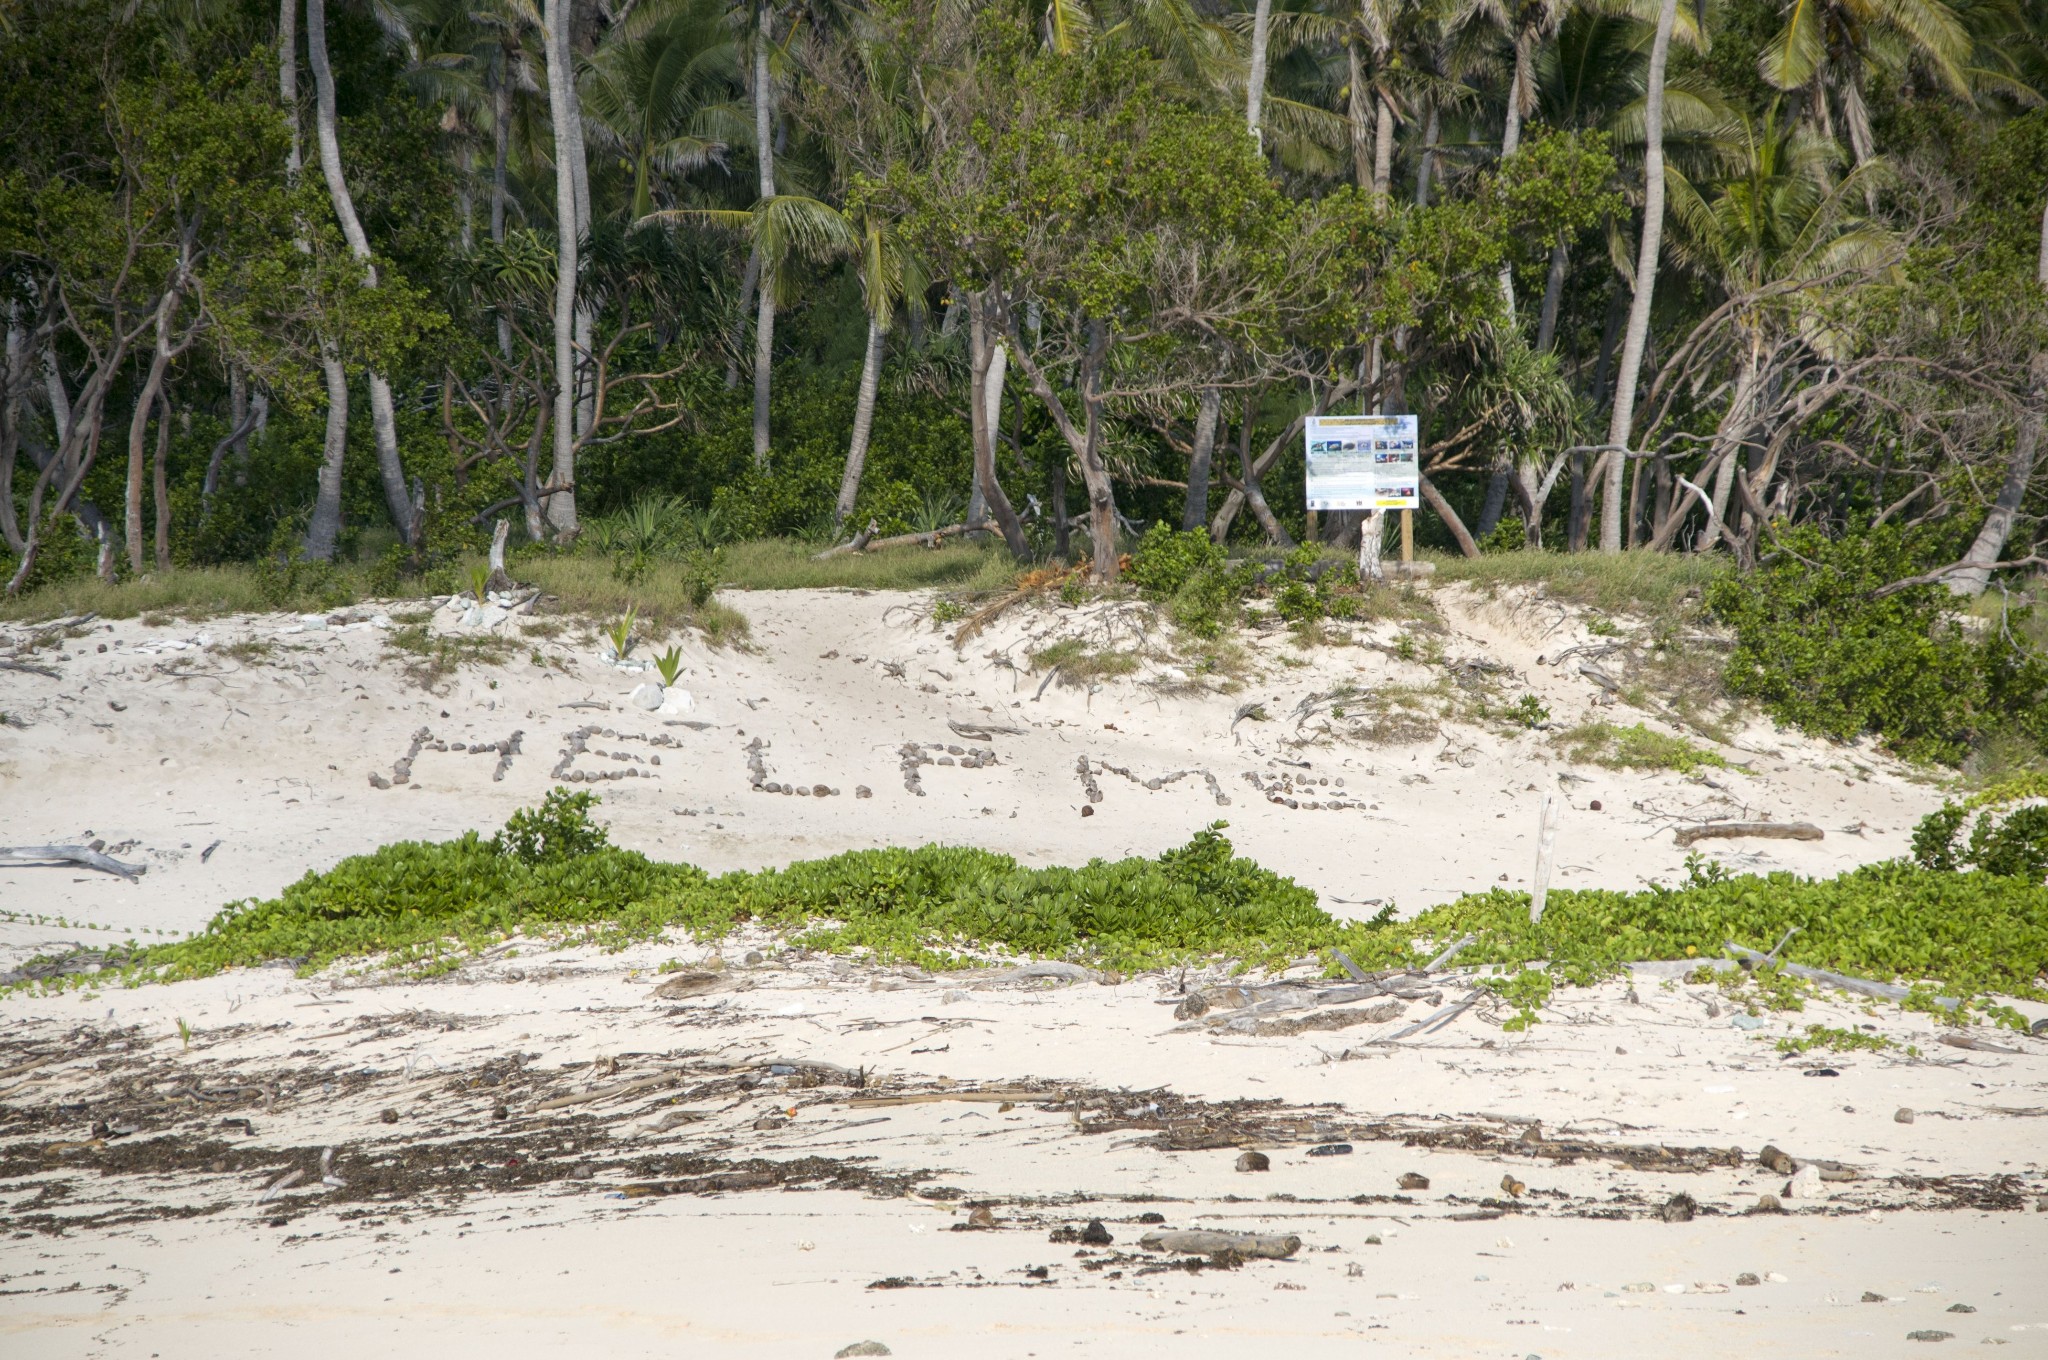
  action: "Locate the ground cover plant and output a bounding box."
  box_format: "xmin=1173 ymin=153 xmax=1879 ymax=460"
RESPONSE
xmin=17 ymin=794 xmax=2042 ymax=1016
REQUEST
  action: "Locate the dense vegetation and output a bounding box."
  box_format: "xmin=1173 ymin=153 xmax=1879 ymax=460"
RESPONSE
xmin=17 ymin=792 xmax=2042 ymax=1013
xmin=5 ymin=0 xmax=2047 ymax=763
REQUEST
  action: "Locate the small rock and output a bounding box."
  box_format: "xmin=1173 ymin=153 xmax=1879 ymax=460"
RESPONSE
xmin=1864 ymin=1291 xmax=1889 ymax=1303
xmin=855 ymin=786 xmax=872 ymax=798
xmin=1174 ymin=992 xmax=1210 ymax=1020
xmin=492 ymin=1103 xmax=508 ymax=1120
xmin=1895 ymin=1107 xmax=1916 ymax=1124
xmin=380 ymin=1108 xmax=400 ymax=1125
xmin=813 ymin=784 xmax=831 ymax=798
xmin=967 ymin=1206 xmax=996 ymax=1229
xmin=1397 ymin=1172 xmax=1430 ymax=1191
xmin=1905 ymin=1331 xmax=1954 ymax=1343
xmin=753 ymin=1114 xmax=789 ymax=1131
xmin=1235 ymin=1151 xmax=1270 ymax=1173
xmin=1754 ymin=1194 xmax=1783 ymax=1214
xmin=1079 ymin=1219 xmax=1113 ymax=1245
xmin=1307 ymin=1143 xmax=1352 ymax=1157
xmin=368 ymin=772 xmax=391 ymax=789
xmin=1364 ymin=1234 xmax=1382 ymax=1246
xmin=1658 ymin=1193 xmax=1697 ymax=1223
xmin=835 ymin=1344 xmax=892 ymax=1358
xmin=1785 ymin=1164 xmax=1824 ymax=1199
xmin=1080 ymin=805 xmax=1094 ymax=817
xmin=1736 ymin=1273 xmax=1761 ymax=1286
xmin=1732 ymin=1013 xmax=1768 ymax=1030
xmin=628 ymin=683 xmax=664 ymax=711
xmin=1948 ymin=1304 xmax=1976 ymax=1314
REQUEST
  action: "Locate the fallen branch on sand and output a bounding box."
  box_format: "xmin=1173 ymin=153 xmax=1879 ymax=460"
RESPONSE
xmin=0 ymin=657 xmax=61 ymax=678
xmin=1674 ymin=821 xmax=1824 ymax=848
xmin=1138 ymin=1230 xmax=1300 ymax=1259
xmin=0 ymin=845 xmax=147 ymax=879
xmin=1724 ymin=943 xmax=1960 ymax=1010
xmin=846 ymin=1088 xmax=1049 ymax=1109
xmin=1200 ymin=1000 xmax=1407 ymax=1037
xmin=532 ymin=1068 xmax=685 ymax=1112
xmin=812 ymin=521 xmax=993 ymax=559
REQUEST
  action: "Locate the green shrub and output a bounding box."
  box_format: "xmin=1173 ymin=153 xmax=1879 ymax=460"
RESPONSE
xmin=1128 ymin=524 xmax=1225 ymax=597
xmin=1560 ymin=721 xmax=1726 ymax=773
xmin=493 ymin=788 xmax=610 ymax=865
xmin=1706 ymin=524 xmax=2048 ymax=764
xmin=1912 ymin=777 xmax=2048 ymax=880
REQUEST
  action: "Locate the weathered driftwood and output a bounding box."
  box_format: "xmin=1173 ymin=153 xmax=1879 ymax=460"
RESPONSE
xmin=0 ymin=845 xmax=147 ymax=879
xmin=812 ymin=520 xmax=992 ymax=559
xmin=0 ymin=657 xmax=62 ymax=678
xmin=648 ymin=971 xmax=747 ymax=1000
xmin=1940 ymin=1033 xmax=2024 ymax=1055
xmin=958 ymin=961 xmax=1098 ymax=987
xmin=1530 ymin=794 xmax=1562 ymax=924
xmin=484 ymin=518 xmax=516 ymax=593
xmin=948 ymin=717 xmax=1025 ymax=739
xmin=533 ymin=1068 xmax=684 ymax=1112
xmin=1724 ymin=943 xmax=1960 ymax=1010
xmin=1383 ymin=988 xmax=1485 ymax=1040
xmin=1202 ymin=1000 xmax=1408 ymax=1037
xmin=1422 ymin=933 xmax=1476 ymax=972
xmin=1138 ymin=1229 xmax=1300 ymax=1259
xmin=1675 ymin=821 xmax=1824 ymax=848
xmin=846 ymin=1088 xmax=1048 ymax=1109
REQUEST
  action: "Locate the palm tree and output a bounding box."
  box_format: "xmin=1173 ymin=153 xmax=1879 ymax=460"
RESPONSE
xmin=834 ymin=206 xmax=925 ymax=526
xmin=1758 ymin=0 xmax=1972 ymax=180
xmin=580 ymin=0 xmax=743 ymax=224
xmin=1598 ymin=0 xmax=1676 ymax=551
xmin=538 ymin=0 xmax=584 ymax=535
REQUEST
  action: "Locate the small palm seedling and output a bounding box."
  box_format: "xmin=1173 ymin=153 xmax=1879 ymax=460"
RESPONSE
xmin=469 ymin=563 xmax=490 ymax=605
xmin=607 ymin=605 xmax=638 ymax=661
xmin=655 ymin=645 xmax=684 ymax=687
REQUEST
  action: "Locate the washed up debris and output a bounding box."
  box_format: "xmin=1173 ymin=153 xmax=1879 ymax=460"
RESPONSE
xmin=1675 ymin=820 xmax=1824 ymax=848
xmin=0 ymin=844 xmax=147 ymax=879
xmin=1138 ymin=1229 xmax=1299 ymax=1260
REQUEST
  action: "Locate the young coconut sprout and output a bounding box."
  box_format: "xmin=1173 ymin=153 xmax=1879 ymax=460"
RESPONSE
xmin=655 ymin=645 xmax=684 ymax=688
xmin=607 ymin=605 xmax=637 ymax=661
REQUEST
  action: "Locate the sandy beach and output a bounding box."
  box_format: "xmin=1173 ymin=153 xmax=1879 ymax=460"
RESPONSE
xmin=2 ymin=585 xmax=2043 ymax=1357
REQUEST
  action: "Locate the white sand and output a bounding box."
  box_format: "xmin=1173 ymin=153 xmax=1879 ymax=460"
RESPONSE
xmin=2 ymin=585 xmax=2043 ymax=1357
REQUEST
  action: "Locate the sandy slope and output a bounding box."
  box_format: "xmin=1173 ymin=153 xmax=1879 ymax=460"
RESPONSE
xmin=1 ymin=584 xmax=2043 ymax=1358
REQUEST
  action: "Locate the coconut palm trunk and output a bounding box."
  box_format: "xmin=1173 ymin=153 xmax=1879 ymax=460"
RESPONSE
xmin=1184 ymin=385 xmax=1221 ymax=532
xmin=541 ymin=0 xmax=580 ymax=536
xmin=305 ymin=0 xmax=417 ymax=547
xmin=1246 ymin=0 xmax=1273 ymax=146
xmin=750 ymin=4 xmax=776 ymax=468
xmin=1948 ymin=194 xmax=2048 ymax=595
xmin=1599 ymin=0 xmax=1678 ymax=552
xmin=835 ymin=314 xmax=884 ymax=526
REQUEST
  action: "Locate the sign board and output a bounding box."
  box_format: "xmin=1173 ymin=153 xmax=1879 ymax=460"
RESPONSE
xmin=1304 ymin=414 xmax=1420 ymax=511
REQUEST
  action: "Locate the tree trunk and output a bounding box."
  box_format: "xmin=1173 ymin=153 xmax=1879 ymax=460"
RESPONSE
xmin=1246 ymin=0 xmax=1273 ymax=147
xmin=1415 ymin=104 xmax=1439 ymax=208
xmin=124 ymin=295 xmax=179 ymax=575
xmin=1347 ymin=40 xmax=1371 ymax=190
xmin=305 ymin=353 xmax=351 ymax=560
xmin=1589 ymin=273 xmax=1625 ymax=410
xmin=152 ymin=389 xmax=171 ymax=572
xmin=1 ymin=307 xmax=23 ymax=554
xmin=1497 ymin=29 xmax=1532 ymax=320
xmin=727 ymin=244 xmax=759 ymax=389
xmin=541 ymin=0 xmax=580 ymax=536
xmin=1948 ymin=196 xmax=2047 ymax=595
xmin=1236 ymin=414 xmax=1292 ymax=548
xmin=306 ymin=0 xmax=415 ymax=546
xmin=493 ymin=57 xmax=513 ymax=366
xmin=1475 ymin=463 xmax=1511 ymax=540
xmin=1600 ymin=0 xmax=1679 ymax=552
xmin=1536 ymin=238 xmax=1568 ymax=353
xmin=1419 ymin=473 xmax=1479 ymax=557
xmin=1184 ymin=385 xmax=1221 ymax=532
xmin=965 ymin=292 xmax=1029 ymax=561
xmin=1693 ymin=335 xmax=1760 ymax=554
xmin=836 ymin=314 xmax=884 ymax=526
xmin=1009 ymin=313 xmax=1118 ymax=578
xmin=1372 ymin=90 xmax=1395 ymax=199
xmin=750 ymin=4 xmax=776 ymax=468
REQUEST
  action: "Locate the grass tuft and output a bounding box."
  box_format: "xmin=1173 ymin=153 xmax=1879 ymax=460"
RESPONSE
xmin=1558 ymin=720 xmax=1729 ymax=774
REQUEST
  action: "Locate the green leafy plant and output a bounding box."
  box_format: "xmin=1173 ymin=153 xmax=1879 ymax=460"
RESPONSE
xmin=1483 ymin=967 xmax=1554 ymax=1030
xmin=1911 ymin=778 xmax=2048 ymax=880
xmin=1508 ymin=694 xmax=1550 ymax=728
xmin=492 ymin=788 xmax=610 ymax=865
xmin=1560 ymin=721 xmax=1726 ymax=774
xmin=607 ymin=605 xmax=638 ymax=660
xmin=1707 ymin=524 xmax=2048 ymax=765
xmin=469 ymin=563 xmax=490 ymax=605
xmin=654 ymin=645 xmax=685 ymax=688
xmin=1776 ymin=1024 xmax=1895 ymax=1054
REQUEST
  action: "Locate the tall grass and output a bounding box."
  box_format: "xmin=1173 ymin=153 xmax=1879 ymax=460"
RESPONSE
xmin=0 ymin=565 xmax=366 ymax=623
xmin=1424 ymin=548 xmax=1729 ymax=619
xmin=716 ymin=537 xmax=1019 ymax=592
xmin=517 ymin=555 xmax=748 ymax=644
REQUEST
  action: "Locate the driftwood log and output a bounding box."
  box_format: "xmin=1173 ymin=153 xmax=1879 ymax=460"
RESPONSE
xmin=1674 ymin=821 xmax=1824 ymax=848
xmin=812 ymin=520 xmax=993 ymax=559
xmin=1138 ymin=1230 xmax=1300 ymax=1259
xmin=484 ymin=518 xmax=516 ymax=593
xmin=0 ymin=845 xmax=147 ymax=879
xmin=1724 ymin=943 xmax=1960 ymax=1010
